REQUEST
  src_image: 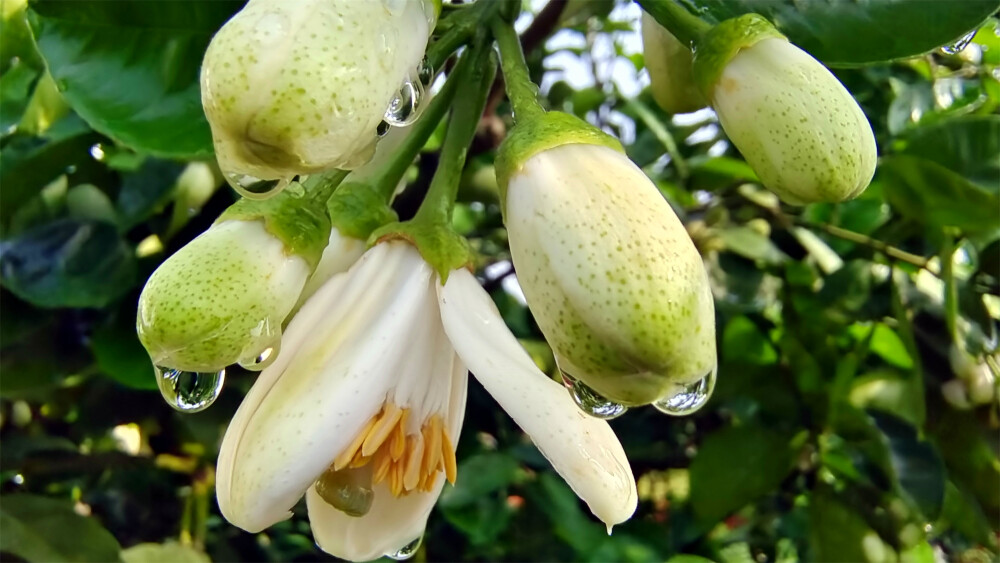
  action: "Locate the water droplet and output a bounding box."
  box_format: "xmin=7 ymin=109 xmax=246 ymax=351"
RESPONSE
xmin=238 ymin=339 xmax=280 ymax=372
xmin=315 ymin=465 xmax=374 ymax=517
xmin=155 ymin=366 xmax=225 ymax=413
xmin=383 ymin=76 xmax=425 ymax=127
xmin=224 ymin=172 xmax=289 ymax=200
xmin=377 ymin=120 xmax=391 ymax=137
xmin=385 ymin=535 xmax=422 ymax=560
xmin=942 ymin=30 xmax=976 ymax=54
xmin=560 ymin=370 xmax=628 ymax=420
xmin=381 ymin=0 xmax=406 ymax=16
xmin=417 ymin=58 xmax=434 ymax=87
xmin=652 ymin=368 xmax=717 ymax=416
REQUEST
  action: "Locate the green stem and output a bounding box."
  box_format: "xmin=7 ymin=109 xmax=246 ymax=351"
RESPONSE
xmin=795 ymin=219 xmax=938 ymax=274
xmin=412 ymin=40 xmax=497 ymax=226
xmin=301 ymin=168 xmax=349 ymax=204
xmin=941 ymin=234 xmax=959 ymax=341
xmin=369 ymin=57 xmax=468 ymax=202
xmin=637 ymin=0 xmax=712 ymax=47
xmin=491 ymin=17 xmax=546 ymax=124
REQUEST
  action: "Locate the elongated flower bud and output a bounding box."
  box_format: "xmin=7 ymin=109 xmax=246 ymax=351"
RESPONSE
xmin=640 ymin=13 xmax=705 ymax=114
xmin=496 ymin=112 xmax=716 ymax=409
xmin=693 ymin=15 xmax=877 ymax=205
xmin=201 ymin=0 xmax=437 ymax=194
xmin=137 ymin=219 xmax=309 ymax=372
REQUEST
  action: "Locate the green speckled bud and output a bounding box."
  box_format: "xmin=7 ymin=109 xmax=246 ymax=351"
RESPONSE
xmin=504 ymin=142 xmax=717 ymax=406
xmin=692 ymin=14 xmax=877 ymax=204
xmin=137 ymin=220 xmax=310 ymax=372
xmin=200 ymin=0 xmax=435 ymax=182
xmin=641 ymin=13 xmax=705 ymax=114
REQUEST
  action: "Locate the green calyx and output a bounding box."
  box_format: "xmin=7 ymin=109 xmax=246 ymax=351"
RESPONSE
xmin=692 ymin=13 xmax=786 ymax=99
xmin=217 ymin=172 xmax=347 ymax=270
xmin=495 ymin=111 xmax=624 ymax=210
xmin=327 ymin=182 xmax=398 ymax=241
xmin=370 ymin=221 xmax=472 ymax=282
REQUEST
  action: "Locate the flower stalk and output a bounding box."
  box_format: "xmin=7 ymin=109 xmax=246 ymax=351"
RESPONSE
xmin=636 ymin=0 xmax=712 ymax=48
xmin=491 ymin=17 xmax=545 ymax=125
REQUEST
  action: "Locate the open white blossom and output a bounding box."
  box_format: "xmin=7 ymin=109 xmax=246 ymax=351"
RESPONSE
xmin=217 ymin=241 xmax=637 ymax=561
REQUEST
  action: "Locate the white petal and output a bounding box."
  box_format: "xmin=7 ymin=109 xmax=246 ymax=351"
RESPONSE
xmin=438 ymin=269 xmax=637 ymax=528
xmin=297 ymin=227 xmax=367 ymax=304
xmin=217 ymin=242 xmax=434 ymax=532
xmin=307 ymin=481 xmax=442 ymax=562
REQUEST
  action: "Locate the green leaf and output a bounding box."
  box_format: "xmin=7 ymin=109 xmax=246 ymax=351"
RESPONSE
xmin=0 ymin=494 xmax=122 ymax=562
xmin=27 ymin=0 xmax=244 ymax=159
xmin=438 ymin=452 xmax=522 ymax=508
xmin=116 ymin=159 xmax=185 ymax=230
xmin=685 ymin=0 xmax=999 ymax=65
xmin=848 ymin=371 xmax=924 ymax=428
xmin=526 ymin=472 xmax=605 ymax=554
xmin=868 ymin=411 xmax=945 ymax=521
xmin=879 ymin=155 xmax=1000 ymax=235
xmin=121 ymin=542 xmax=210 ymax=563
xmin=900 ymin=115 xmax=1000 ymax=190
xmin=91 ymin=305 xmax=158 ymax=391
xmin=688 ymin=424 xmax=796 ymax=524
xmin=0 ymin=61 xmax=39 ymax=132
xmin=808 ymin=489 xmax=894 ymax=563
xmin=718 ymin=226 xmax=787 ymax=265
xmin=722 ymin=316 xmax=778 ymax=365
xmin=0 ymin=218 xmax=136 ymax=308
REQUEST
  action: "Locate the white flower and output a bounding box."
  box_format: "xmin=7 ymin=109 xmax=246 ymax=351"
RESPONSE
xmin=200 ymin=0 xmax=436 ymax=185
xmin=504 ymin=142 xmax=716 ymax=407
xmin=137 ymin=220 xmax=309 ymax=372
xmin=641 ymin=13 xmax=705 ymax=114
xmin=216 ymin=241 xmax=637 ymax=561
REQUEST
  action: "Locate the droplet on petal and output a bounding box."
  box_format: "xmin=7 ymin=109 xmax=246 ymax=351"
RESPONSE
xmin=385 ymin=535 xmax=422 ymax=561
xmin=155 ymin=366 xmax=225 ymax=413
xmin=224 ymin=171 xmax=289 ymax=200
xmin=237 ymin=337 xmax=281 ymax=372
xmin=651 ymin=368 xmax=717 ymax=416
xmin=383 ymin=74 xmax=425 ymax=127
xmin=560 ymin=370 xmax=628 ymax=420
xmin=315 ymin=465 xmax=375 ymax=518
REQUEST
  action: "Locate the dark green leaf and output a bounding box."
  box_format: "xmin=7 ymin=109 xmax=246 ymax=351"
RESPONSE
xmin=722 ymin=316 xmax=778 ymax=365
xmin=438 ymin=452 xmax=521 ymax=508
xmin=91 ymin=306 xmax=158 ymax=391
xmin=0 ymin=218 xmax=136 ymax=308
xmin=27 ymin=0 xmax=244 ymax=158
xmin=116 ymin=159 xmax=185 ymax=229
xmin=900 ymin=115 xmax=1000 ymax=190
xmin=0 ymin=61 xmax=39 ymax=132
xmin=879 ymin=155 xmax=1000 ymax=235
xmin=0 ymin=494 xmax=122 ymax=562
xmin=808 ymin=488 xmax=892 ymax=563
xmin=684 ymin=0 xmax=999 ymax=65
xmin=868 ymin=411 xmax=945 ymax=520
xmin=689 ymin=424 xmax=795 ymax=524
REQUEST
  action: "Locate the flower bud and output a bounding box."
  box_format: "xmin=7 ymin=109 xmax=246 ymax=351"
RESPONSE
xmin=692 ymin=15 xmax=877 ymax=205
xmin=201 ymin=0 xmax=437 ymax=192
xmin=138 ymin=220 xmax=310 ymax=372
xmin=640 ymin=13 xmax=705 ymax=114
xmin=496 ymin=113 xmax=716 ymax=408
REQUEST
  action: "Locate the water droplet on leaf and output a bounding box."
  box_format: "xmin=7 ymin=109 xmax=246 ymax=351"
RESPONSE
xmin=384 ymin=76 xmax=425 ymax=127
xmin=652 ymin=368 xmax=716 ymax=416
xmin=155 ymin=366 xmax=225 ymax=413
xmin=560 ymin=370 xmax=628 ymax=419
xmin=315 ymin=465 xmax=374 ymax=517
xmin=224 ymin=172 xmax=289 ymax=199
xmin=941 ymin=31 xmax=976 ymax=54
xmin=386 ymin=535 xmax=422 ymax=560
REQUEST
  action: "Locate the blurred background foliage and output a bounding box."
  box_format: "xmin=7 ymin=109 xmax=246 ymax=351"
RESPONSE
xmin=1 ymin=0 xmax=998 ymax=561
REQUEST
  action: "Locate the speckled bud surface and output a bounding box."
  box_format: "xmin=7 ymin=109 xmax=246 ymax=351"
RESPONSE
xmin=709 ymin=37 xmax=877 ymax=204
xmin=506 ymin=144 xmax=717 ymax=406
xmin=200 ymin=0 xmax=433 ymax=181
xmin=137 ymin=220 xmax=309 ymax=372
xmin=641 ymin=13 xmax=705 ymax=115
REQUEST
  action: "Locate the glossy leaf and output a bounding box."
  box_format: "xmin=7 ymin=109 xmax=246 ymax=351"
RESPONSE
xmin=683 ymin=0 xmax=999 ymax=65
xmin=900 ymin=115 xmax=1000 ymax=190
xmin=27 ymin=0 xmax=244 ymax=159
xmin=0 ymin=494 xmax=121 ymax=562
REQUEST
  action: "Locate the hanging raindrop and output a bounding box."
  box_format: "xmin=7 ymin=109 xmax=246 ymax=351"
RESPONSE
xmin=315 ymin=465 xmax=374 ymax=517
xmin=417 ymin=58 xmax=434 ymax=87
xmin=237 ymin=339 xmax=281 ymax=372
xmin=383 ymin=76 xmax=425 ymax=127
xmin=385 ymin=535 xmax=422 ymax=561
xmin=941 ymin=31 xmax=976 ymax=54
xmin=376 ymin=120 xmax=391 ymax=137
xmin=224 ymin=171 xmax=289 ymax=200
xmin=155 ymin=366 xmax=226 ymax=413
xmin=652 ymin=368 xmax=717 ymax=416
xmin=560 ymin=370 xmax=628 ymax=420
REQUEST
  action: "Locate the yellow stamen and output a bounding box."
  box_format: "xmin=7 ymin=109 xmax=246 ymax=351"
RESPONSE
xmin=325 ymin=404 xmax=456 ymax=501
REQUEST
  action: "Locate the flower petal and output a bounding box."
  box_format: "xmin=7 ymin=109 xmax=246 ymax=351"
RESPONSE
xmin=438 ymin=269 xmax=637 ymax=528
xmin=217 ymin=242 xmax=435 ymax=532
